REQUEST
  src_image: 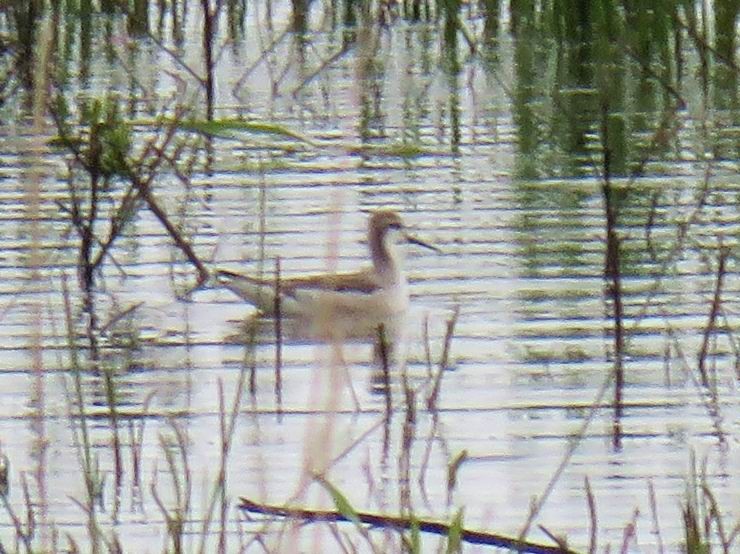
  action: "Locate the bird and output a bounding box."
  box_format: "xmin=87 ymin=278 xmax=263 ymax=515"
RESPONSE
xmin=215 ymin=209 xmax=439 ymax=335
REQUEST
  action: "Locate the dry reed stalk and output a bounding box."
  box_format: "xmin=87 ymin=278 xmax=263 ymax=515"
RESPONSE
xmin=376 ymin=324 xmax=393 ymax=424
xmin=697 ymin=244 xmax=729 ymax=389
xmin=1 ymin=472 xmax=33 ymax=553
xmin=427 ymin=305 xmax=459 ymax=412
xmin=241 ymin=419 xmax=386 ymax=551
xmin=200 ymin=0 xmax=216 ymax=121
xmin=422 ymin=313 xmax=433 ymax=379
xmin=647 ymin=479 xmax=666 ymax=554
xmin=274 ymin=257 xmax=283 ymax=416
xmin=290 ymin=207 xmax=347 ymax=550
xmin=60 ymin=271 xmax=107 ymax=551
xmin=398 ymin=362 xmax=416 ymax=517
xmin=232 ymin=26 xmax=291 ymax=95
xmin=23 ymin=10 xmax=55 ymax=551
xmin=537 ymin=525 xmax=570 ymax=552
xmin=584 ymin=476 xmax=597 ymax=554
xmin=657 ymin=308 xmax=727 ymax=443
xmin=619 ymin=508 xmax=640 ymax=554
xmin=152 ymin=420 xmax=193 ymax=554
xmin=128 ymin=390 xmax=155 ymax=501
xmin=243 ymin=316 xmax=259 ymax=398
xmin=599 ymin=102 xmax=626 ymax=449
xmin=446 ymin=450 xmax=467 ymax=507
xmin=198 ymin=330 xmax=253 ymax=553
xmin=518 ymin=369 xmax=613 ymax=541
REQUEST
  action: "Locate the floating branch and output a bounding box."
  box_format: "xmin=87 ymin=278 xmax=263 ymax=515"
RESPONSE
xmin=168 ymin=117 xmax=315 ymax=145
xmin=238 ymin=497 xmax=580 ymax=553
xmin=128 ymin=170 xmax=210 ymax=286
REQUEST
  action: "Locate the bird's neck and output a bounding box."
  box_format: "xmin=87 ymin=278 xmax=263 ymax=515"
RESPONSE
xmin=370 ymin=235 xmax=403 ymax=283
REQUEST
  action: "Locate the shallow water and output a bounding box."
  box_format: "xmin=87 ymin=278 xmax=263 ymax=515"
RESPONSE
xmin=0 ymin=2 xmax=738 ymax=552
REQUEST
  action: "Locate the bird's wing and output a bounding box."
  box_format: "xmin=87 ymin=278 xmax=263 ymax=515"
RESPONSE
xmin=281 ymin=268 xmax=382 ymax=294
xmin=216 ymin=268 xmax=382 ymax=296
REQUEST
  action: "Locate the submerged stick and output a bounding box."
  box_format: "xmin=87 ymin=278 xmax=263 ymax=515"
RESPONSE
xmin=600 ymin=102 xmax=625 ymax=450
xmin=274 ymin=257 xmax=283 ymax=416
xmin=200 ymin=0 xmax=216 ymax=121
xmin=238 ymin=497 xmax=580 ymax=553
xmin=376 ymin=324 xmax=392 ymax=415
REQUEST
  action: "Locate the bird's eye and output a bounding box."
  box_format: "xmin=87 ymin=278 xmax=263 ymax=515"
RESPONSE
xmin=389 ymin=222 xmax=402 ymax=230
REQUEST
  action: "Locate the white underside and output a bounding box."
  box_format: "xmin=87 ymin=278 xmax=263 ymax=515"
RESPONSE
xmin=219 ymin=274 xmax=410 ymax=340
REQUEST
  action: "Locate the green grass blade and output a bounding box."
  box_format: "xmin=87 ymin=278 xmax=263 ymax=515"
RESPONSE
xmin=446 ymin=508 xmax=464 ymax=554
xmin=409 ymin=515 xmax=421 ymax=553
xmin=318 ymin=477 xmax=362 ymax=527
xmin=346 ymin=141 xmax=427 ymax=158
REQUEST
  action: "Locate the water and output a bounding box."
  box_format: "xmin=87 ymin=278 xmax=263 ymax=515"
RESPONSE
xmin=0 ymin=2 xmax=738 ymax=552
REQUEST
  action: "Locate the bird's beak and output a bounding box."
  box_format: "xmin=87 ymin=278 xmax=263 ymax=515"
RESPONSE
xmin=405 ymin=232 xmax=441 ymax=253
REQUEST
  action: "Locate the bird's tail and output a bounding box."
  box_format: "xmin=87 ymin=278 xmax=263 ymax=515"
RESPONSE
xmin=215 ymin=270 xmax=278 ymax=314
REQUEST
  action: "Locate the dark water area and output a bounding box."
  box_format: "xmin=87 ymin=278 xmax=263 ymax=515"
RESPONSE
xmin=0 ymin=1 xmax=738 ymax=552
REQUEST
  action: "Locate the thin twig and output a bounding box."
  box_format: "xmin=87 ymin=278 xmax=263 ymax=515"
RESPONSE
xmin=518 ymin=369 xmax=613 ymax=541
xmin=658 ymin=310 xmax=726 ymax=443
xmin=143 ymin=31 xmax=205 ymax=86
xmin=98 ymin=302 xmax=144 ymax=337
xmin=290 ymin=43 xmax=356 ymax=97
xmin=673 ymin=10 xmax=739 ymax=72
xmin=232 ymin=28 xmax=291 ymax=94
xmin=1 ymin=491 xmax=33 ymax=553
